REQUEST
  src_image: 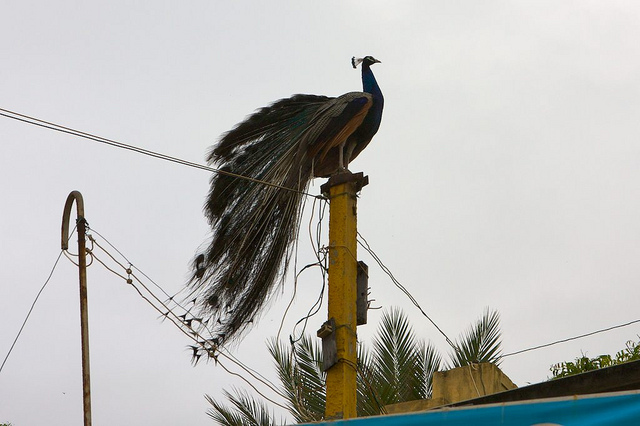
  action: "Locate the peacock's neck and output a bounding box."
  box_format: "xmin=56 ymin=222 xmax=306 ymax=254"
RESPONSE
xmin=360 ymin=64 xmax=384 ymax=138
xmin=362 ymin=65 xmax=383 ymax=104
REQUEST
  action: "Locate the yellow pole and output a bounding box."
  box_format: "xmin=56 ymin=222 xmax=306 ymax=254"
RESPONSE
xmin=321 ymin=172 xmax=367 ymax=420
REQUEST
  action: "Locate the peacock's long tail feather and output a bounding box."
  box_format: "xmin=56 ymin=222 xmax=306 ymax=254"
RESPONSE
xmin=188 ymin=95 xmax=330 ymax=341
xmin=189 ymin=57 xmax=382 ymax=344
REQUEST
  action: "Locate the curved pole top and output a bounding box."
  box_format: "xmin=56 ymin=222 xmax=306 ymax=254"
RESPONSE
xmin=61 ymin=190 xmax=86 ymax=250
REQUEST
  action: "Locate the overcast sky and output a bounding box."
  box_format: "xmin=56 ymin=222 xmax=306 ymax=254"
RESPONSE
xmin=2 ymin=2 xmax=640 ymax=425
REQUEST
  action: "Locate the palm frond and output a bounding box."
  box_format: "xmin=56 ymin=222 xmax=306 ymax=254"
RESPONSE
xmin=357 ymin=344 xmax=386 ymax=416
xmin=449 ymin=307 xmax=502 ymax=368
xmin=268 ymin=336 xmax=325 ymax=423
xmin=368 ymin=308 xmax=440 ymax=406
xmin=292 ymin=336 xmax=326 ymax=417
xmin=206 ymin=388 xmax=281 ymax=426
xmin=420 ymin=340 xmax=443 ymax=399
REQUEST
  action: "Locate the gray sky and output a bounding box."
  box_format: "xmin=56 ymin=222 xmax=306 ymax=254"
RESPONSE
xmin=2 ymin=2 xmax=640 ymax=425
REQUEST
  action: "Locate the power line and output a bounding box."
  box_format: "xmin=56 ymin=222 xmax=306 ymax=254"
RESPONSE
xmin=279 ymin=196 xmax=329 ymax=345
xmin=0 ymin=250 xmax=65 ymax=374
xmin=87 ymin=245 xmax=289 ymax=407
xmin=500 ymin=318 xmax=640 ymax=359
xmin=354 ymin=231 xmax=640 ymax=362
xmin=357 ymin=232 xmax=640 ymax=360
xmin=0 ymin=107 xmax=316 ymax=198
xmin=80 ymin=226 xmax=289 ymax=406
xmin=356 ymin=231 xmax=461 ymax=353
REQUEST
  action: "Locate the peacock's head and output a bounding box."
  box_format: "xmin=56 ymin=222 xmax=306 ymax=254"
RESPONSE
xmin=352 ymin=56 xmax=381 ymax=69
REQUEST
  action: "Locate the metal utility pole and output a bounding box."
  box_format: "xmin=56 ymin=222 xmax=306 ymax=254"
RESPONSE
xmin=319 ymin=172 xmax=368 ymax=420
xmin=61 ymin=191 xmax=92 ymax=426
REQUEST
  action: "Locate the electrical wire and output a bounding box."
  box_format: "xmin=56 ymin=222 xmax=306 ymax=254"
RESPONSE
xmin=287 ymin=197 xmax=329 ymax=345
xmin=82 ymin=227 xmax=290 ymax=403
xmin=287 ymin=264 xmax=326 ymax=345
xmin=1 ymin=224 xmax=78 ymax=375
xmin=356 ymin=231 xmax=461 ymax=354
xmin=276 ymin=197 xmax=307 ymax=343
xmin=500 ymin=318 xmax=640 ymax=359
xmin=356 ymin=231 xmax=640 ymax=361
xmin=356 ymin=361 xmax=387 ymax=415
xmin=0 ymin=107 xmax=317 ymax=198
xmin=87 ymin=228 xmax=195 ymax=315
xmin=0 ymin=250 xmax=65 ymax=374
xmin=214 ymin=359 xmax=289 ymax=410
xmin=277 ymin=193 xmax=330 ymax=345
xmin=89 ymin=246 xmax=289 ymax=403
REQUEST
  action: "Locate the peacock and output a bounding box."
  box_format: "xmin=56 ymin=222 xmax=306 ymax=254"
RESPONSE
xmin=188 ymin=56 xmax=383 ymax=344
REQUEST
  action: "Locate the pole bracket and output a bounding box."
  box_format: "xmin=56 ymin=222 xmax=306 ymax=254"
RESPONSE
xmin=317 ymin=318 xmax=337 ymax=371
xmin=320 ymin=171 xmax=368 ymax=197
xmin=356 ymin=261 xmax=369 ymax=326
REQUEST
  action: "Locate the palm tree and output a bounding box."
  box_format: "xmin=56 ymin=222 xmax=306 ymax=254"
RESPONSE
xmin=207 ymin=307 xmax=501 ymax=425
